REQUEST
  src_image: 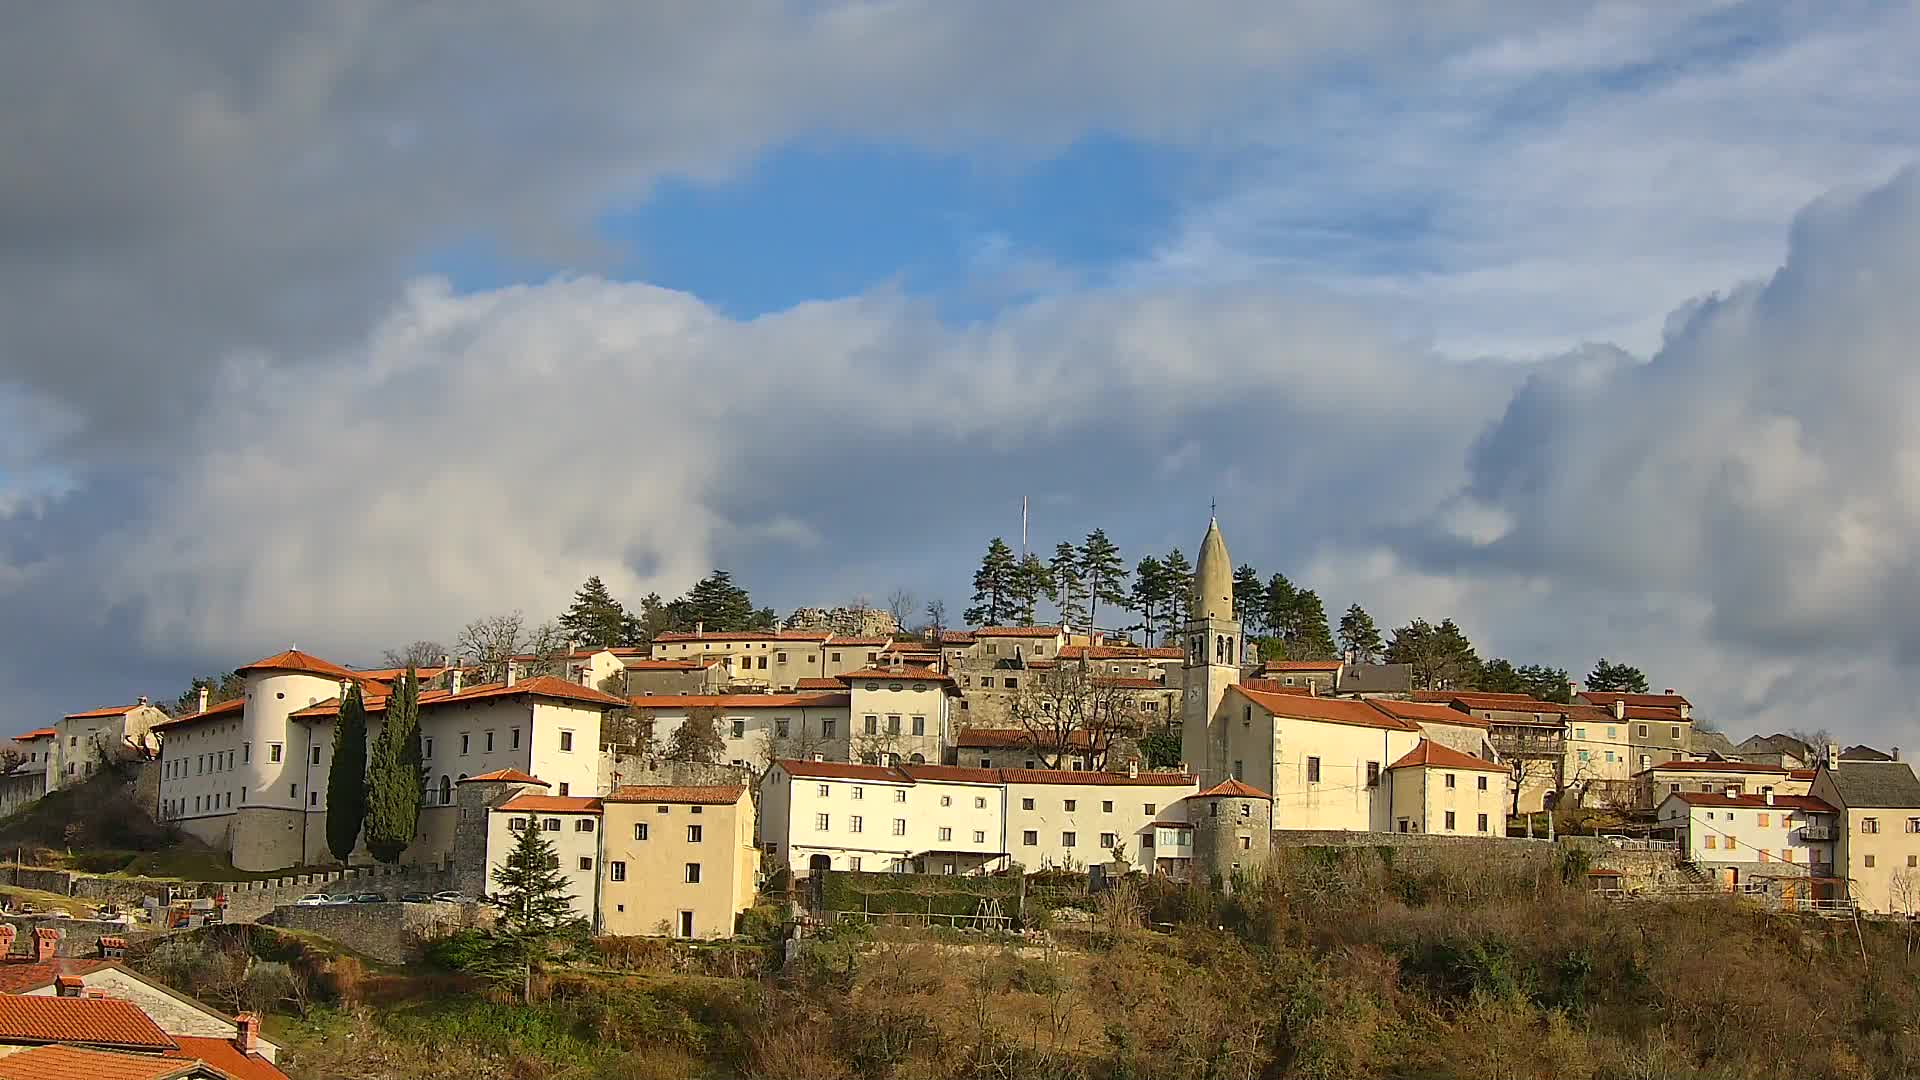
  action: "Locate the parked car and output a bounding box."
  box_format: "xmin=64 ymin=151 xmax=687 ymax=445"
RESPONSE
xmin=294 ymin=894 xmax=332 ymax=907
xmin=430 ymin=891 xmax=469 ymax=904
xmin=350 ymin=892 xmax=387 ymax=904
xmin=398 ymin=892 xmax=432 ymax=904
xmin=326 ymin=894 xmax=358 ymax=905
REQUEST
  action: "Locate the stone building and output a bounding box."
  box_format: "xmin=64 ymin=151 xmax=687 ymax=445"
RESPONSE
xmin=1187 ymin=778 xmax=1272 ymax=887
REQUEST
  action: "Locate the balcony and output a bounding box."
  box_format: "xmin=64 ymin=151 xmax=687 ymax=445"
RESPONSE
xmin=1798 ymin=825 xmax=1832 ymax=842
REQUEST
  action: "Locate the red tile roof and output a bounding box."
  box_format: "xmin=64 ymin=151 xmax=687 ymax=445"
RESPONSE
xmin=776 ymin=758 xmax=1192 ymax=788
xmin=1093 ymin=677 xmax=1166 ymax=690
xmin=1367 ymin=698 xmax=1490 ymax=727
xmin=652 ymin=630 xmax=830 ymax=642
xmin=1650 ymin=759 xmax=1789 ymax=775
xmin=937 ymin=631 xmax=976 ymax=644
xmin=1426 ymin=692 xmax=1578 ymax=716
xmin=619 ymin=659 xmax=716 ymax=671
xmin=1667 ymin=791 xmax=1836 ymax=813
xmin=973 ymin=627 xmax=1064 ymax=638
xmin=62 ymin=704 xmax=147 ymax=720
xmin=1578 ymin=690 xmax=1692 ymax=709
xmin=1262 ymin=660 xmax=1343 ymax=672
xmin=169 ymin=1036 xmax=291 ymax=1080
xmin=235 ymin=649 xmax=362 ymax=680
xmin=150 ymin=697 xmax=247 ymax=731
xmin=1415 ymin=690 xmax=1534 ymax=703
xmin=829 ymin=636 xmax=894 ymax=647
xmin=498 ymin=795 xmax=602 ymax=814
xmin=0 ymin=958 xmax=114 ymax=994
xmin=1388 ymin=739 xmax=1508 ymax=773
xmin=348 ymin=665 xmax=456 ymax=683
xmin=1233 ymin=686 xmax=1420 ymax=732
xmin=1240 ymin=679 xmax=1315 ymax=695
xmin=1789 ymin=769 xmax=1817 ymax=780
xmin=459 ymin=769 xmax=549 ymax=786
xmin=1620 ymin=705 xmax=1688 ymax=721
xmin=1058 ymin=645 xmax=1183 ymax=660
xmin=0 ymin=994 xmax=176 ymax=1050
xmin=604 ymin=785 xmax=748 ymax=805
xmin=794 ymin=677 xmax=842 ymax=690
xmin=13 ymin=728 xmax=56 ymax=741
xmin=0 ymin=1045 xmax=201 ymax=1080
xmin=430 ymin=675 xmax=628 ymax=709
xmin=896 ymin=764 xmax=1004 ymax=785
xmin=626 ymin=692 xmax=850 ymax=709
xmin=836 ymin=666 xmax=955 ymax=683
xmin=1197 ymin=778 xmax=1272 ymax=800
xmin=777 ymin=759 xmax=908 ymax=782
xmin=998 ymin=768 xmax=1193 ymax=787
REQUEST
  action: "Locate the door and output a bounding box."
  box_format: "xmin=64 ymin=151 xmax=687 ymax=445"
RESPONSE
xmin=808 ymin=853 xmax=831 ymax=876
xmin=1719 ymin=868 xmax=1737 ymax=892
xmin=678 ymin=910 xmax=695 ymax=938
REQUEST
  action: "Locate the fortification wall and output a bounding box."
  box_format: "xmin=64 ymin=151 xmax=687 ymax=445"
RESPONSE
xmin=261 ymin=900 xmax=493 ymax=964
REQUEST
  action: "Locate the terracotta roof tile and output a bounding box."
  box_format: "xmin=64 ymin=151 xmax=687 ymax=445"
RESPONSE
xmin=150 ymin=697 xmax=246 ymax=732
xmin=794 ymin=677 xmax=842 ymax=690
xmin=458 ymin=769 xmax=549 ymax=786
xmin=1578 ymin=690 xmax=1692 ymax=708
xmin=1649 ymin=760 xmax=1789 ymax=774
xmin=627 ymin=693 xmax=850 ymax=709
xmin=604 ymin=785 xmax=747 ymax=805
xmin=1430 ymin=692 xmax=1578 ymax=716
xmin=777 ymin=759 xmax=908 ymax=782
xmin=937 ymin=631 xmax=976 ymax=644
xmin=0 ymin=1045 xmax=201 ymax=1080
xmin=1239 ymin=679 xmax=1315 ymax=695
xmin=1197 ymin=778 xmax=1272 ymax=800
xmin=1666 ymin=791 xmax=1835 ymax=813
xmin=894 ymin=764 xmax=1003 ymax=784
xmin=1058 ymin=645 xmax=1183 ymax=660
xmin=776 ymin=758 xmax=1193 ymax=788
xmin=169 ymin=1036 xmax=291 ymax=1080
xmin=619 ymin=659 xmax=715 ymax=671
xmin=429 ymin=675 xmax=627 ymax=709
xmin=835 ymin=666 xmax=955 ymax=683
xmin=973 ymin=627 xmax=1065 ymax=638
xmin=1262 ymin=660 xmax=1343 ymax=672
xmin=651 ymin=630 xmax=830 ymax=643
xmin=497 ymin=795 xmax=602 ymax=813
xmin=13 ymin=728 xmax=56 ymax=741
xmin=1367 ymin=698 xmax=1490 ymax=727
xmin=61 ymin=704 xmax=146 ymax=720
xmin=0 ymin=994 xmax=176 ymax=1050
xmin=1233 ymin=686 xmax=1420 ymax=732
xmin=0 ymin=958 xmax=114 ymax=994
xmin=998 ymin=768 xmax=1194 ymax=787
xmin=1387 ymin=739 xmax=1508 ymax=773
xmin=235 ymin=649 xmax=362 ymax=680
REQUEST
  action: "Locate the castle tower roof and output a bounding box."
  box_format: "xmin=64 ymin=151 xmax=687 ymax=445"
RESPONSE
xmin=1194 ymin=517 xmax=1234 ymax=623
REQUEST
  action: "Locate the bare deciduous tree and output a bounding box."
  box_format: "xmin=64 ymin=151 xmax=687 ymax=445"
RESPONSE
xmin=458 ymin=612 xmax=526 ymax=682
xmin=887 ymin=589 xmax=916 ymax=634
xmin=520 ymin=619 xmax=571 ymax=679
xmin=1006 ymin=661 xmax=1142 ymax=770
xmin=381 ymin=640 xmax=446 ymax=669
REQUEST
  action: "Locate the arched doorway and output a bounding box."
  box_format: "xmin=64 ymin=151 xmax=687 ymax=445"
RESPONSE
xmin=809 ymin=854 xmax=831 ymax=875
xmin=909 ymin=753 xmax=926 ymax=764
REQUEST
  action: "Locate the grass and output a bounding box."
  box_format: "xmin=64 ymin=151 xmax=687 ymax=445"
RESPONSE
xmin=0 ymin=885 xmax=103 ymax=918
xmin=115 ymin=848 xmax=343 ymax=883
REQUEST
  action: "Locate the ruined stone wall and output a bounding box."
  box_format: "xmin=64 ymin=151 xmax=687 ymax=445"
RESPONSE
xmin=261 ymin=900 xmax=494 ymax=964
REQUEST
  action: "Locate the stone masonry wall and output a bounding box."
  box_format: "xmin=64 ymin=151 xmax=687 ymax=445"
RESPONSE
xmin=1272 ymin=830 xmax=1562 ymax=875
xmin=220 ymin=864 xmax=448 ymax=923
xmin=262 ymin=901 xmax=494 ymax=964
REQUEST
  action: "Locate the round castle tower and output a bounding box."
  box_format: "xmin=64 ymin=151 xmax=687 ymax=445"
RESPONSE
xmin=1189 ymin=778 xmax=1272 ymax=889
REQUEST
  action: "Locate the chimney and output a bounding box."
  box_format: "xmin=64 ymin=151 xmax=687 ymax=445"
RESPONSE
xmin=1664 ymin=688 xmax=1677 ymax=696
xmin=695 ymin=621 xmax=704 ymax=637
xmin=579 ymin=665 xmax=592 ymax=688
xmin=506 ymin=664 xmax=517 ymax=689
xmin=54 ymin=975 xmax=84 ymax=997
xmin=1567 ymin=680 xmax=1579 ymax=698
xmin=1611 ymin=700 xmax=1625 ymax=720
xmin=450 ymin=664 xmax=464 ymax=695
xmin=234 ymin=1012 xmax=260 ymax=1053
xmin=1827 ymin=743 xmax=1841 ymax=769
xmin=197 ymin=685 xmax=210 ymax=714
xmin=1764 ymin=788 xmax=1775 ymax=806
xmin=338 ymin=679 xmax=350 ymax=705
xmin=34 ymin=927 xmax=59 ymax=963
xmin=1894 ymin=747 xmax=1902 ymax=762
xmin=136 ymin=695 xmax=149 ymax=707
xmin=1127 ymin=760 xmax=1139 ymax=779
xmin=0 ymin=925 xmax=14 ymax=957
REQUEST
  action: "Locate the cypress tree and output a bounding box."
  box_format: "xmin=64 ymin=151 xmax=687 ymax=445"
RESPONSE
xmin=324 ymin=682 xmax=370 ymax=863
xmin=365 ymin=668 xmax=425 ymax=863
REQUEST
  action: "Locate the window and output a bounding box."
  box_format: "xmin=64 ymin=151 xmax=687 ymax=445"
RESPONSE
xmin=578 ymin=856 xmax=593 ymax=871
xmin=461 ymin=733 xmax=471 ymax=755
xmin=1062 ymin=831 xmax=1077 ymax=848
xmin=887 ymin=715 xmax=901 ymax=735
xmin=1101 ymin=832 xmax=1117 ymax=848
xmin=311 ymin=745 xmax=322 ymax=765
xmin=1444 ymin=774 xmax=1456 ymax=789
xmin=822 ymin=719 xmax=837 ymax=738
xmin=1575 ymin=727 xmax=1586 ymax=740
xmin=1725 ymin=837 xmax=1737 ymax=851
xmin=815 ymin=813 xmax=830 ymax=831
xmin=893 ymin=789 xmax=907 ymax=803
xmin=1910 ymin=855 xmax=1918 ymax=868
xmin=911 ymin=716 xmax=925 ymax=735
xmin=1144 ymin=803 xmax=1157 ymax=815
xmin=633 ymin=823 xmax=649 ymax=840
xmin=1477 ymin=775 xmax=1488 ymax=791
xmin=289 ymin=783 xmax=298 ymax=799
xmin=1606 ymin=726 xmax=1616 ymax=739
xmin=940 ymin=795 xmax=952 ymax=807
xmin=575 ymin=819 xmax=594 ymax=832
xmin=558 ymin=783 xmax=570 ymax=796
xmin=1477 ymin=813 xmax=1489 ymax=833
xmin=1232 ymin=760 xmax=1244 ymax=781
xmin=1366 ymin=762 xmax=1380 ymax=787
xmin=848 ymin=856 xmax=862 ymax=871
xmin=1863 ymin=817 xmax=1881 ymax=834
xmin=268 ymin=743 xmax=283 ymax=763
xmin=1637 ymin=725 xmax=1648 ymax=738
xmin=973 ymin=830 xmax=986 ymax=844
xmin=817 ymin=784 xmax=831 ymax=797
xmin=687 ymin=824 xmax=703 ymax=843
xmin=657 ymin=805 xmax=670 ymax=814
xmin=424 ymin=737 xmax=434 ymax=759
xmin=1671 ymin=726 xmax=1681 ymax=739
xmin=775 ymin=719 xmax=790 ymax=738
xmin=559 ymin=731 xmax=574 ymax=752
xmin=981 ymin=677 xmax=995 ymax=688
xmin=832 ymin=651 xmax=842 ymax=662
xmin=892 ymin=818 xmax=907 ymax=836
xmin=974 ymin=796 xmax=986 ymax=809
xmin=938 ymin=827 xmax=952 ymax=842
xmin=1864 ymin=854 xmax=1877 ymax=868
xmin=1307 ymin=757 xmax=1321 ymax=783
xmin=730 ymin=720 xmax=746 ymax=739
xmin=1022 ymin=797 xmax=1035 ymax=811
xmin=1705 ymin=835 xmax=1717 ymax=849
xmin=851 ymin=786 xmax=864 ymax=800
xmin=1908 ymin=818 xmax=1920 ymax=833
xmin=511 ymin=728 xmax=521 ymax=749
xmin=685 ymin=863 xmax=702 ymax=883
xmin=1444 ymin=811 xmax=1456 ymax=831
xmin=543 ymin=818 xmax=561 ymax=831
xmin=243 ymin=742 xmax=250 ymax=763
xmin=1004 ymin=678 xmax=1018 ymax=690
xmin=485 ymin=731 xmax=495 ymax=752
xmin=610 ymin=861 xmax=626 ymax=881
xmin=864 ymin=715 xmax=878 ymax=735
xmin=777 ymin=651 xmax=787 ymax=663
xmin=1064 ymin=799 xmax=1077 ymax=811
xmin=1757 ymin=814 xmax=1769 ymax=828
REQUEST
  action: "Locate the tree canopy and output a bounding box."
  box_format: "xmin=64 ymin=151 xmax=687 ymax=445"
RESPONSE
xmin=557 ymin=575 xmax=643 ymax=646
xmin=1079 ymin=529 xmax=1128 ymax=627
xmin=480 ymin=819 xmax=586 ymax=1004
xmin=964 ymin=538 xmax=1019 ymax=627
xmin=1478 ymin=659 xmax=1572 ymax=703
xmin=1047 ymin=541 xmax=1087 ymax=627
xmin=324 ymin=683 xmax=371 ymax=863
xmin=1386 ymin=619 xmax=1481 ymax=691
xmin=1338 ymin=604 xmax=1383 ymax=664
xmin=667 ymin=570 xmax=776 ymax=633
xmin=365 ymin=669 xmax=424 ymax=863
xmin=1587 ymin=658 xmax=1650 ymax=693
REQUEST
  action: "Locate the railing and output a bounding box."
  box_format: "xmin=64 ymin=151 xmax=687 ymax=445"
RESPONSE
xmin=1599 ymin=834 xmax=1675 ymax=850
xmin=1798 ymin=825 xmax=1832 ymax=842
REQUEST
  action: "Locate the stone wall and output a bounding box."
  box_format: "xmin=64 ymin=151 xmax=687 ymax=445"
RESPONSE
xmin=219 ymin=863 xmax=448 ymax=923
xmin=1271 ymin=830 xmax=1562 ymax=874
xmin=0 ymin=865 xmax=82 ymax=895
xmin=262 ymin=900 xmax=494 ymax=964
xmin=1 ymin=917 xmax=156 ymax=958
xmin=597 ymin=757 xmax=753 ymax=793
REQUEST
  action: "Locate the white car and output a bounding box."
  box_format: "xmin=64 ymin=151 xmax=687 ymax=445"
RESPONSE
xmin=294 ymin=894 xmax=332 ymax=907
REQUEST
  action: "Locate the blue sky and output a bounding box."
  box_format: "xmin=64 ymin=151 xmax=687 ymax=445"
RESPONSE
xmin=5 ymin=3 xmax=1920 ymax=743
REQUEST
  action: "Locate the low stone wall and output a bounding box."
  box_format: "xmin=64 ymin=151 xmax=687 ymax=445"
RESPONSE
xmin=220 ymin=864 xmax=448 ymax=924
xmin=599 ymin=757 xmax=754 ymax=792
xmin=1 ymin=917 xmax=157 ymax=958
xmin=0 ymin=865 xmax=82 ymax=896
xmin=262 ymin=901 xmax=494 ymax=964
xmin=1270 ymin=830 xmax=1562 ymax=875
xmin=1587 ymin=848 xmax=1683 ymax=891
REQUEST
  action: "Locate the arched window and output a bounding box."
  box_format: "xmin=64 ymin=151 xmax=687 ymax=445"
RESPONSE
xmin=1215 ymin=635 xmax=1226 ymax=663
xmin=910 ymin=753 xmax=926 ymax=764
xmin=439 ymin=775 xmax=452 ymax=804
xmin=1228 ymin=636 xmax=1236 ymax=665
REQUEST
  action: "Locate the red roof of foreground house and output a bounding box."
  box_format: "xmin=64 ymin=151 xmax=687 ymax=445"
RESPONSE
xmin=626 ymin=692 xmax=850 ymax=709
xmin=973 ymin=626 xmax=1065 ymax=638
xmin=1197 ymin=778 xmax=1272 ymax=800
xmin=1578 ymin=690 xmax=1692 ymax=709
xmin=150 ymin=696 xmax=247 ymax=731
xmin=169 ymin=1036 xmax=291 ymax=1080
xmin=62 ymin=704 xmax=149 ymax=720
xmin=795 ymin=677 xmax=842 ymax=690
xmin=777 ymin=759 xmax=908 ymax=783
xmin=938 ymin=630 xmax=976 ymax=644
xmin=14 ymin=727 xmax=56 ymax=741
xmin=836 ymin=666 xmax=954 ymax=683
xmin=1649 ymin=759 xmax=1789 ymax=774
xmin=1667 ymin=791 xmax=1836 ymax=813
xmin=621 ymin=658 xmax=720 ymax=671
xmin=498 ymin=795 xmax=602 ymax=814
xmin=605 ymin=785 xmax=748 ymax=805
xmin=1367 ymin=698 xmax=1490 ymax=727
xmin=234 ymin=649 xmax=363 ymax=680
xmin=1426 ymin=692 xmax=1577 ymax=716
xmin=1233 ymin=686 xmax=1420 ymax=732
xmin=1262 ymin=660 xmax=1343 ymax=673
xmin=896 ymin=763 xmax=1004 ymax=785
xmin=426 ymin=675 xmax=627 ymax=709
xmin=1388 ymin=739 xmax=1508 ymax=773
xmin=0 ymin=994 xmax=176 ymax=1051
xmin=1058 ymin=645 xmax=1183 ymax=660
xmin=458 ymin=769 xmax=549 ymax=786
xmin=0 ymin=958 xmax=115 ymax=994
xmin=0 ymin=1044 xmax=203 ymax=1080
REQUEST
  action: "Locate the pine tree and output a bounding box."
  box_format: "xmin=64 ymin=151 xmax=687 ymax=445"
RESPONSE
xmin=557 ymin=575 xmax=638 ymax=647
xmin=324 ymin=682 xmax=370 ymax=863
xmin=964 ymin=538 xmax=1019 ymax=627
xmin=1386 ymin=619 xmax=1481 ymax=691
xmin=1338 ymin=604 xmax=1383 ymax=663
xmin=365 ymin=669 xmax=424 ymax=863
xmin=1587 ymin=658 xmax=1650 ymax=694
xmin=1291 ymin=589 xmax=1337 ymax=661
xmin=1010 ymin=554 xmax=1052 ymax=626
xmin=668 ymin=571 xmax=770 ymax=632
xmin=1047 ymin=541 xmax=1087 ymax=627
xmin=1263 ymin=573 xmax=1300 ymax=651
xmin=1519 ymin=663 xmax=1573 ymax=704
xmin=1231 ymin=564 xmax=1264 ymax=635
xmin=1130 ymin=556 xmax=1169 ymax=644
xmin=483 ymin=819 xmax=583 ymax=1004
xmin=1161 ymin=548 xmax=1194 ymax=628
xmin=1079 ymin=529 xmax=1128 ymax=628
xmin=636 ymin=592 xmax=673 ymax=642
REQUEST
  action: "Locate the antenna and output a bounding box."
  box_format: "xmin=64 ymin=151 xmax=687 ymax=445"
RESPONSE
xmin=1021 ymin=495 xmax=1028 ymax=558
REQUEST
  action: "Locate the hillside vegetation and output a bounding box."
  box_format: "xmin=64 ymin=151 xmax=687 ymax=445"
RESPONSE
xmin=136 ymin=849 xmax=1920 ymax=1079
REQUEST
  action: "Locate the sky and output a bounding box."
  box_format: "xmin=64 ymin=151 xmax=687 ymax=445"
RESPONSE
xmin=4 ymin=3 xmax=1920 ymax=747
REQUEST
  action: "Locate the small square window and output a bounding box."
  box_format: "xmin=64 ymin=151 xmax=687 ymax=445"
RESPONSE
xmin=578 ymin=857 xmax=593 ymax=871
xmin=1022 ymin=830 xmax=1038 ymax=846
xmin=685 ymin=863 xmax=702 ymax=883
xmin=687 ymin=824 xmax=703 ymax=843
xmin=815 ymin=813 xmax=830 ymax=831
xmin=1102 ymin=800 xmax=1114 ymax=813
xmin=559 ymin=731 xmax=574 ymax=752
xmin=1062 ymin=831 xmax=1077 ymax=848
xmin=1022 ymin=798 xmax=1035 ymax=811
xmin=1064 ymin=799 xmax=1077 ymax=811
xmin=633 ymin=823 xmax=649 ymax=840
xmin=610 ymin=861 xmax=626 ymax=881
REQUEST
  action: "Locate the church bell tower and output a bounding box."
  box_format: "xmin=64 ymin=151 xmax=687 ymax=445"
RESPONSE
xmin=1181 ymin=515 xmax=1242 ymax=788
